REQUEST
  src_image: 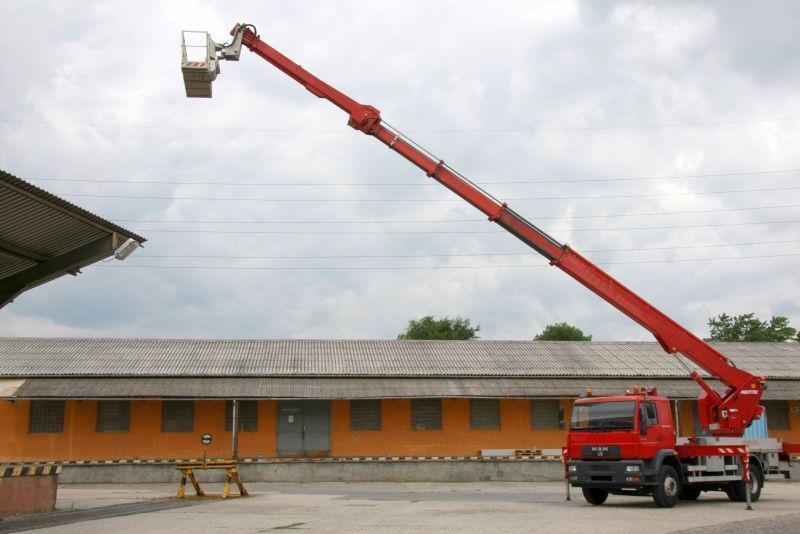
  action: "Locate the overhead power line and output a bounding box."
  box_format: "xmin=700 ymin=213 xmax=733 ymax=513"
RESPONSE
xmin=54 ymin=184 xmax=800 ymax=203
xmin=131 ymin=219 xmax=800 ymax=235
xmin=411 ymin=117 xmax=800 ymax=132
xmin=115 ymin=203 xmax=800 ymax=225
xmin=23 ymin=168 xmax=800 ymax=187
xmin=3 ymin=115 xmax=799 ymax=133
xmin=135 ymin=239 xmax=800 ymax=260
xmin=102 ymin=252 xmax=800 ymax=271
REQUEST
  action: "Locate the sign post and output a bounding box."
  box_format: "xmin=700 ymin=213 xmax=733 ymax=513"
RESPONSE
xmin=201 ymin=432 xmax=212 ymax=469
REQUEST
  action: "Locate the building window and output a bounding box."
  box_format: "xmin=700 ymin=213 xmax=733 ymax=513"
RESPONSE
xmin=225 ymin=400 xmax=258 ymax=432
xmin=642 ymin=401 xmax=658 ymax=427
xmin=470 ymin=399 xmax=500 ymax=430
xmin=764 ymin=400 xmax=790 ymax=430
xmin=96 ymin=400 xmax=131 ymax=433
xmin=350 ymin=400 xmax=381 ymax=431
xmin=161 ymin=400 xmax=194 ymax=432
xmin=530 ymin=399 xmax=564 ymax=430
xmin=411 ymin=399 xmax=442 ymax=430
xmin=29 ymin=400 xmax=65 ymax=433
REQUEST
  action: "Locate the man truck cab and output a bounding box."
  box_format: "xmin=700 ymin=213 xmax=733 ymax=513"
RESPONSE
xmin=566 ymin=388 xmax=684 ymax=507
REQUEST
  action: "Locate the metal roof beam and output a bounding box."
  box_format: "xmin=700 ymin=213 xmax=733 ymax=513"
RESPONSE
xmin=0 ymin=234 xmax=115 ymax=308
xmin=0 ymin=239 xmax=49 ymax=262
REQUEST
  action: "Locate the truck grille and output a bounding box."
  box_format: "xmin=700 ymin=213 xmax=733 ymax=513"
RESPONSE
xmin=589 ymin=463 xmax=612 ymax=472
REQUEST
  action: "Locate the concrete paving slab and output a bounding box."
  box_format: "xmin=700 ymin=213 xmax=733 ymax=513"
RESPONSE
xmin=1 ymin=481 xmax=798 ymax=533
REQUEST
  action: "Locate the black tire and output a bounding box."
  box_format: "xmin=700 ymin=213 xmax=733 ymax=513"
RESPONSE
xmin=748 ymin=462 xmax=764 ymax=503
xmin=679 ymin=485 xmax=701 ymax=500
xmin=652 ymin=465 xmax=680 ymax=508
xmin=582 ymin=487 xmax=609 ymax=505
xmin=729 ymin=462 xmax=763 ymax=503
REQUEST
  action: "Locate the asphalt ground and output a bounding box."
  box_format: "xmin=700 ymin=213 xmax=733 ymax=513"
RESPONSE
xmin=1 ymin=481 xmax=799 ymax=533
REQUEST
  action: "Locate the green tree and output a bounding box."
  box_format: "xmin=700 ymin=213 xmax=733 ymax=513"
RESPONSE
xmin=397 ymin=315 xmax=479 ymax=340
xmin=707 ymin=313 xmax=797 ymax=342
xmin=534 ymin=322 xmax=592 ymax=341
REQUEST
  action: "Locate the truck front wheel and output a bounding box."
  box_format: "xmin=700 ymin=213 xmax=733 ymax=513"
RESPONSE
xmin=652 ymin=465 xmax=680 ymax=508
xmin=581 ymin=487 xmax=609 ymax=505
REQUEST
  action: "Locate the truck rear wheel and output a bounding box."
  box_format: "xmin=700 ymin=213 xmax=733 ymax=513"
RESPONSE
xmin=727 ymin=462 xmax=763 ymax=503
xmin=652 ymin=465 xmax=680 ymax=508
xmin=581 ymin=487 xmax=609 ymax=505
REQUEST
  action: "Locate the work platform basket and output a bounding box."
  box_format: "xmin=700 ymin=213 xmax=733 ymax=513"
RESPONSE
xmin=181 ymin=31 xmax=219 ymax=98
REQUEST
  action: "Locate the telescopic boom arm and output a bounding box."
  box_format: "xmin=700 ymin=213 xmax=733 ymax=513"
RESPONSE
xmin=188 ymin=23 xmax=765 ymax=437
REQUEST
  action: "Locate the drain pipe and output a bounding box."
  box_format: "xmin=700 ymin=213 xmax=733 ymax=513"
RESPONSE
xmin=231 ymin=399 xmax=239 ymax=460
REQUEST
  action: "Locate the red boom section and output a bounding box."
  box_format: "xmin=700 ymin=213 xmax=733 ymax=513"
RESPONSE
xmin=239 ymin=26 xmax=764 ymax=436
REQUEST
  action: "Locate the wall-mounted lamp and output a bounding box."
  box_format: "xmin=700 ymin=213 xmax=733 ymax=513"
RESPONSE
xmin=114 ymin=239 xmax=140 ymax=261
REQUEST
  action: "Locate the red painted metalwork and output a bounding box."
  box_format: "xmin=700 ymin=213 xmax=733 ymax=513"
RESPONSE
xmin=783 ymin=442 xmax=800 ymax=454
xmin=236 ymin=24 xmax=764 ymax=437
xmin=676 ymin=443 xmax=752 ymax=484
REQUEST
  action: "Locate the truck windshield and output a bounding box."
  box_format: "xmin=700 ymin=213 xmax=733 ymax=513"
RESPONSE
xmin=570 ymin=400 xmax=635 ymax=431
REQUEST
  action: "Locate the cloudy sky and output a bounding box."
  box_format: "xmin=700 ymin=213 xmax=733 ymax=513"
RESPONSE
xmin=1 ymin=1 xmax=798 ymax=341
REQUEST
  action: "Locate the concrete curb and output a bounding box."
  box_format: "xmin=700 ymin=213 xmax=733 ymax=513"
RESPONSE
xmin=57 ymin=460 xmax=566 ymax=483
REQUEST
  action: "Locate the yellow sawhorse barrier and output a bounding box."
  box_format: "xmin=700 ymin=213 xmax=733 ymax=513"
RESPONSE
xmin=175 ymin=460 xmax=249 ymax=499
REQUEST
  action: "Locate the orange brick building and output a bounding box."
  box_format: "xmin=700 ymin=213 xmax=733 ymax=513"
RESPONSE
xmin=1 ymin=339 xmax=799 ymax=463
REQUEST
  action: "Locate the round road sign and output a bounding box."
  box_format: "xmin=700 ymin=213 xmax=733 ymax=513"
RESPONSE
xmin=201 ymin=433 xmax=213 ymax=446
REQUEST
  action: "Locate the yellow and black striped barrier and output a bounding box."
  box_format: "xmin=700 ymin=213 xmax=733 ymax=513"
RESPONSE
xmin=1 ymin=464 xmax=61 ymax=478
xmin=8 ymin=455 xmax=562 ymax=466
xmin=174 ymin=459 xmax=248 ymax=499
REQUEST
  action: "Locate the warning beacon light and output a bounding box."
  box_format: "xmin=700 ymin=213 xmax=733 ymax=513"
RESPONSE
xmin=180 ymin=24 xmax=250 ymax=98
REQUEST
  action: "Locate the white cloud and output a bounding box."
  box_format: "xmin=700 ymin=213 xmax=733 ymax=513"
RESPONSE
xmin=0 ymin=0 xmax=798 ymax=341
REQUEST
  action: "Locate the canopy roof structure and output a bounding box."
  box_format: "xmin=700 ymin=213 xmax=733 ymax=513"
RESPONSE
xmin=0 ymin=170 xmax=146 ymax=308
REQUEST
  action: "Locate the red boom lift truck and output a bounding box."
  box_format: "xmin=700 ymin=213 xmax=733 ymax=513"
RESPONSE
xmin=180 ymin=23 xmax=798 ymax=508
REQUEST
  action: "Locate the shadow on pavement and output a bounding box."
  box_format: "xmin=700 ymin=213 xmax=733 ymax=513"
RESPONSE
xmin=0 ymin=498 xmax=211 ymax=533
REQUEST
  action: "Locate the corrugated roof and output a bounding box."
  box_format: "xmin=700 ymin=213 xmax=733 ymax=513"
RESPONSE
xmin=10 ymin=377 xmax=800 ymax=400
xmin=0 ymin=338 xmax=798 ymax=379
xmin=0 ymin=170 xmax=146 ymax=307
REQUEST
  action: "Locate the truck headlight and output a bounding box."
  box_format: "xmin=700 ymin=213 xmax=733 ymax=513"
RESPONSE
xmin=568 ymin=465 xmax=577 ymax=473
xmin=625 ymin=465 xmax=640 ymax=473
